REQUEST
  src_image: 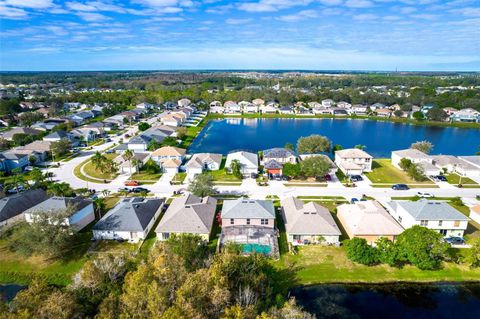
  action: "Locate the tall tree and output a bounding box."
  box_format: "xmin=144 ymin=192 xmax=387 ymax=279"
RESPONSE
xmin=410 ymin=140 xmax=434 ymax=154
xmin=188 ymin=174 xmax=216 ymax=197
xmin=296 ymin=135 xmax=331 ymax=154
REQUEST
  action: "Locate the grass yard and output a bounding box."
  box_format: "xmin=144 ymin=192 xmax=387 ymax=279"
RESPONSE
xmin=275 ymin=245 xmax=480 ymax=285
xmin=171 ymin=172 xmax=187 ymax=184
xmin=444 ymin=173 xmax=478 ymax=185
xmin=82 ymin=153 xmax=118 ymax=181
xmin=365 ymin=159 xmax=435 ymax=185
xmin=207 ymin=169 xmax=242 ymax=182
xmin=129 ymin=171 xmax=162 ymax=182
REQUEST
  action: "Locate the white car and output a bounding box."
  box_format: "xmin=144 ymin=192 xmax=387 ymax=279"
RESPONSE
xmin=417 ymin=191 xmax=434 ymax=198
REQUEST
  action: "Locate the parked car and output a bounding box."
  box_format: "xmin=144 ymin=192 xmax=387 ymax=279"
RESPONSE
xmin=105 ymin=149 xmax=114 ymax=154
xmin=132 ymin=187 xmax=150 ymax=193
xmin=351 ymin=198 xmax=359 ymax=203
xmin=445 ymin=237 xmax=465 ymax=245
xmin=105 ymin=138 xmax=112 ymax=142
xmin=417 ymin=191 xmax=434 ymax=198
xmin=392 ymin=184 xmax=409 ymax=190
xmin=436 ymin=175 xmax=447 ymax=182
xmin=5 ymin=185 xmax=25 ymax=194
xmin=349 ymin=175 xmax=363 ymax=182
xmin=124 ymin=180 xmax=139 ymax=186
xmin=118 ymin=187 xmax=131 ymax=193
xmin=324 ymin=174 xmax=332 ymax=182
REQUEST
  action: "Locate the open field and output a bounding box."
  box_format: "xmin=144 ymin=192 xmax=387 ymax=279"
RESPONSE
xmin=366 ymin=159 xmax=435 ymax=185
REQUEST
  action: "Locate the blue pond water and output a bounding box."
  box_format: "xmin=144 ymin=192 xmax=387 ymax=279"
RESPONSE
xmin=291 ymin=283 xmax=480 ymax=319
xmin=188 ymin=118 xmax=480 ymax=157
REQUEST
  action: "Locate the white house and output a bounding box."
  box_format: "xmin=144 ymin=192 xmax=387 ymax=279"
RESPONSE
xmin=385 ymin=200 xmax=469 ymax=238
xmin=281 ymin=197 xmax=341 ymax=245
xmin=151 ymin=146 xmax=186 ymax=173
xmin=24 ymin=197 xmax=94 ymax=231
xmin=335 ymin=148 xmax=373 ymax=175
xmin=224 ymin=101 xmax=241 ymax=114
xmin=93 ymin=197 xmax=164 ymax=243
xmin=225 ymin=151 xmax=258 ymax=176
xmin=209 ymin=101 xmax=225 ymax=114
xmin=391 ymin=149 xmax=440 ymax=176
xmin=185 ymin=153 xmax=222 ymax=175
xmin=321 ymin=99 xmax=334 ymax=108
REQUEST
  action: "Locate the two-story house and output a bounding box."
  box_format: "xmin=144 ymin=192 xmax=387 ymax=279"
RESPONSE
xmin=335 ymin=148 xmax=373 ymax=175
xmin=385 ymin=200 xmax=469 ymax=238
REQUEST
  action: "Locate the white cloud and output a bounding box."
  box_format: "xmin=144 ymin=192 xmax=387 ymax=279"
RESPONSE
xmin=318 ymin=0 xmax=343 ymax=5
xmin=411 ymin=13 xmax=438 ymax=20
xmin=0 ymin=4 xmax=27 ymax=18
xmin=238 ymin=0 xmax=312 ymax=13
xmin=2 ymin=0 xmax=53 ymax=9
xmin=399 ymin=6 xmax=416 ymax=14
xmin=277 ymin=9 xmax=318 ymax=22
xmin=225 ymin=18 xmax=252 ymax=24
xmin=345 ymin=0 xmax=373 ymax=8
xmin=450 ymin=7 xmax=480 ymax=17
xmin=353 ymin=13 xmax=377 ymax=20
xmin=76 ymin=11 xmax=110 ymax=22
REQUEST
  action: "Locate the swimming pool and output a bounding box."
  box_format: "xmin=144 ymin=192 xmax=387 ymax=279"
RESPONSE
xmin=243 ymin=243 xmax=271 ymax=255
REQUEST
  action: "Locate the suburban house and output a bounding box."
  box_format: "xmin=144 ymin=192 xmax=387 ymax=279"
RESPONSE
xmin=93 ymin=197 xmax=164 ymax=243
xmin=351 ymin=104 xmax=368 ymax=115
xmin=335 ymin=148 xmax=373 ymax=175
xmin=391 ymin=149 xmax=440 ymax=176
xmin=209 ymin=101 xmax=225 ymax=114
xmin=458 ymin=156 xmax=480 ymax=174
xmin=178 ymin=98 xmax=191 ymax=107
xmin=104 ymin=115 xmax=126 ymax=127
xmin=151 ymin=146 xmax=186 ymax=173
xmin=0 ymin=189 xmax=48 ymax=227
xmin=159 ymin=112 xmax=184 ymax=127
xmin=155 ymin=194 xmax=217 ymax=241
xmin=126 ymin=135 xmax=154 ymax=152
xmin=281 ymin=197 xmax=341 ymax=245
xmin=0 ymin=151 xmax=29 ymax=172
xmin=259 ymin=104 xmax=278 ymax=114
xmin=312 ymin=106 xmax=332 ymax=115
xmin=262 ymin=148 xmax=296 ymax=165
xmin=136 ymin=102 xmax=156 ymax=109
xmin=252 ymin=98 xmax=265 ymax=106
xmin=185 ymin=153 xmax=222 ymax=175
xmin=431 ymin=155 xmax=480 ymax=177
xmin=263 ymin=159 xmax=284 ymax=176
xmin=385 ymin=200 xmax=469 ymax=238
xmin=279 ymin=106 xmax=295 ymax=114
xmin=450 ymin=108 xmax=480 ymax=122
xmin=240 ymin=101 xmax=258 ymax=113
xmin=1 ymin=127 xmax=43 ymax=141
xmin=337 ymin=101 xmax=352 ymax=109
xmin=43 ymin=130 xmax=76 ymax=144
xmin=224 ymin=101 xmax=241 ymax=114
xmin=114 ymin=152 xmax=150 ymax=174
xmin=337 ymin=200 xmax=404 ymax=244
xmin=24 ymin=197 xmax=94 ymax=231
xmin=219 ymin=198 xmax=278 ymax=256
xmin=10 ymin=140 xmax=53 ymax=163
xmin=321 ymin=99 xmax=334 ymax=108
xmin=225 ymin=151 xmax=258 ymax=176
xmin=376 ymin=108 xmax=393 ymax=117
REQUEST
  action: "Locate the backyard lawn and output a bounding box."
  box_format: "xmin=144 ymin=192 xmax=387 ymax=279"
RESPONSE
xmin=365 ymin=159 xmax=435 ymax=186
xmin=276 ymin=245 xmax=480 ymax=285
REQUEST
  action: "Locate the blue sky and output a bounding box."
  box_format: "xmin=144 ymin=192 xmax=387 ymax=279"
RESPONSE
xmin=0 ymin=0 xmax=479 ymax=71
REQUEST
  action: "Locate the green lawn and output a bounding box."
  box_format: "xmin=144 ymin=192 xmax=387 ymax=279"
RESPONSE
xmin=129 ymin=171 xmax=162 ymax=182
xmin=207 ymin=169 xmax=242 ymax=182
xmin=444 ymin=173 xmax=478 ymax=185
xmin=82 ymin=153 xmax=118 ymax=181
xmin=171 ymin=172 xmax=187 ymax=184
xmin=365 ymin=159 xmax=435 ymax=185
xmin=275 ymin=245 xmax=480 ymax=285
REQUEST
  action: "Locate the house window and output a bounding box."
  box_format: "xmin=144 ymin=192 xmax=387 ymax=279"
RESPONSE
xmin=246 ymin=219 xmax=251 ymax=225
xmin=230 ymin=219 xmax=234 ymax=225
xmin=261 ymin=219 xmax=269 ymax=225
xmin=163 ymin=233 xmax=170 ymax=240
xmin=398 ymin=216 xmax=402 ymax=223
xmin=454 ymin=221 xmax=460 ymax=227
xmin=420 ymin=220 xmax=428 ymax=227
xmin=439 ymin=229 xmax=447 ymax=236
xmin=438 ymin=221 xmax=443 ymax=227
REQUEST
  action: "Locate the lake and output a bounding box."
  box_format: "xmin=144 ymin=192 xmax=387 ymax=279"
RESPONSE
xmin=0 ymin=284 xmax=26 ymax=303
xmin=188 ymin=118 xmax=480 ymax=157
xmin=291 ymin=283 xmax=480 ymax=319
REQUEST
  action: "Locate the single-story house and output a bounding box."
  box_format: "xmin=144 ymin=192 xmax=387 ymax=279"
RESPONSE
xmin=281 ymin=197 xmax=341 ymax=245
xmin=114 ymin=152 xmax=150 ymax=174
xmin=279 ymin=106 xmax=295 ymax=114
xmin=225 ymin=151 xmax=258 ymax=176
xmin=104 ymin=115 xmax=126 ymax=127
xmin=43 ymin=130 xmax=77 ymax=145
xmin=432 ymin=155 xmax=480 ymax=177
xmin=24 ymin=197 xmax=94 ymax=231
xmin=1 ymin=127 xmax=43 ymax=141
xmin=335 ymin=148 xmax=373 ymax=175
xmin=391 ymin=149 xmax=440 ymax=175
xmin=0 ymin=189 xmax=48 ymax=228
xmin=450 ymin=108 xmax=480 ymax=122
xmin=155 ymin=194 xmax=217 ymax=241
xmin=185 ymin=153 xmax=222 ymax=175
xmin=93 ymin=197 xmax=164 ymax=243
xmin=0 ymin=151 xmax=29 ymax=172
xmin=337 ymin=200 xmax=404 ymax=244
xmin=385 ymin=200 xmax=469 ymax=238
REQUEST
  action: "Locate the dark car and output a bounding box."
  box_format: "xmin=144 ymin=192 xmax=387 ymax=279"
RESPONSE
xmin=349 ymin=175 xmax=363 ymax=182
xmin=436 ymin=175 xmax=447 ymax=182
xmin=324 ymin=174 xmax=332 ymax=182
xmin=392 ymin=184 xmax=409 ymax=190
xmin=445 ymin=237 xmax=465 ymax=245
xmin=132 ymin=187 xmax=150 ymax=193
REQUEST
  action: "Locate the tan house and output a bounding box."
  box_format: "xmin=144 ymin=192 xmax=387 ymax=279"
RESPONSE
xmin=335 ymin=148 xmax=373 ymax=175
xmin=155 ymin=194 xmax=217 ymax=241
xmin=337 ymin=200 xmax=404 ymax=244
xmin=151 ymin=146 xmax=186 ymax=173
xmin=281 ymin=197 xmax=341 ymax=245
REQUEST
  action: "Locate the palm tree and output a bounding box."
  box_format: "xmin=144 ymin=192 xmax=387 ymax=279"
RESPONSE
xmin=11 ymin=168 xmax=24 ymax=193
xmin=123 ymin=150 xmax=134 ymax=175
xmin=47 ymin=182 xmax=72 ymax=197
xmin=93 ymin=197 xmax=105 ymax=219
xmin=101 ymin=189 xmax=110 ymax=197
xmin=91 ymin=151 xmax=106 ymax=172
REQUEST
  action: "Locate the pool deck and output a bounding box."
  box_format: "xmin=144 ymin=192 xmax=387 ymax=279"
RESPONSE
xmin=218 ymin=225 xmax=279 ymax=258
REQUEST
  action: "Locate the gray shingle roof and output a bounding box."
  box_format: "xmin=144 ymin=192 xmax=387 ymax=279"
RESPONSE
xmin=44 ymin=131 xmax=68 ymax=139
xmin=93 ymin=197 xmax=164 ymax=232
xmin=387 ymin=200 xmax=469 ymax=221
xmin=155 ymin=194 xmax=217 ymax=235
xmin=24 ymin=197 xmax=92 ymax=216
xmin=222 ymin=198 xmax=275 ymax=219
xmin=0 ymin=189 xmax=48 ymax=223
xmin=263 ymin=148 xmax=296 ymax=159
xmin=264 ymin=159 xmax=283 ymax=169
